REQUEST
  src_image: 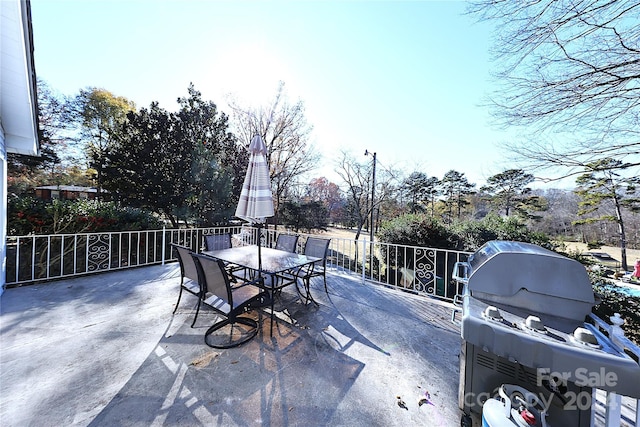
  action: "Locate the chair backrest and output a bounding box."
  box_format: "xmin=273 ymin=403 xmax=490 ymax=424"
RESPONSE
xmin=192 ymin=254 xmax=233 ymax=309
xmin=205 ymin=234 xmax=232 ymax=251
xmin=172 ymin=244 xmax=198 ymax=282
xmin=275 ymin=234 xmax=299 ymax=253
xmin=304 ymin=237 xmax=330 ymax=262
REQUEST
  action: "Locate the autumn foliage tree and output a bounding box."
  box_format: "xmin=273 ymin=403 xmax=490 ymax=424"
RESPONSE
xmin=73 ymin=88 xmax=136 ymax=199
xmin=305 ymin=177 xmax=343 ymax=224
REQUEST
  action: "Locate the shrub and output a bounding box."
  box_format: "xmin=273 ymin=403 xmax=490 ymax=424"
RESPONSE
xmin=377 ymin=213 xmax=554 ymax=255
xmin=587 ymin=240 xmax=604 ymax=250
xmin=8 ymin=196 xmax=50 ymax=235
xmin=376 ymin=214 xmax=455 ymax=279
xmin=450 ymin=214 xmax=552 ymax=252
xmin=8 ymin=197 xmax=162 ymax=235
xmin=378 ymin=214 xmax=454 ymax=249
xmin=592 ymin=282 xmax=640 ymax=346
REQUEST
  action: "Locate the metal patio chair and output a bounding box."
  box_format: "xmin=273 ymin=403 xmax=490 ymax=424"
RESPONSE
xmin=204 ymin=233 xmax=245 ymax=280
xmin=275 ymin=233 xmax=299 ymax=253
xmin=294 ymin=237 xmax=331 ymax=302
xmin=192 ymin=254 xmax=270 ymax=349
xmin=204 ymin=233 xmax=232 ymax=251
xmin=171 ymin=243 xmax=204 ymax=327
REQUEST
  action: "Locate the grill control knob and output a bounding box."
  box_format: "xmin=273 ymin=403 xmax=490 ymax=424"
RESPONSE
xmin=573 ymin=327 xmax=598 ymax=345
xmin=483 ymin=305 xmax=502 ymax=320
xmin=525 ymin=315 xmax=545 ymax=332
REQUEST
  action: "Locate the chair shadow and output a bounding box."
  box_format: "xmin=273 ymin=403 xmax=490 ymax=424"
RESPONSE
xmin=286 ymin=297 xmax=391 ymax=357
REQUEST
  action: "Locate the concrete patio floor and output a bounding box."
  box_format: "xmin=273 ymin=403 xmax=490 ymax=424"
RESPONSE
xmin=1 ymin=263 xmax=465 ymax=426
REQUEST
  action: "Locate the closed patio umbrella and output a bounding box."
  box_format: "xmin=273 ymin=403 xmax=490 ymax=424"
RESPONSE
xmin=235 ymin=135 xmax=274 ymax=274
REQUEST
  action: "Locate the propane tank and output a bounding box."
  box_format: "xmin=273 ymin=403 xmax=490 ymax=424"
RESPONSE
xmin=481 ymin=385 xmax=549 ymax=427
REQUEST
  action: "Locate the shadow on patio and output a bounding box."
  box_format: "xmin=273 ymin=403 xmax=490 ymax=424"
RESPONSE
xmin=1 ymin=263 xmax=463 ymax=426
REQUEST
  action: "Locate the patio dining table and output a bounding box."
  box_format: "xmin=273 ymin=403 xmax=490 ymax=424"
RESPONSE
xmin=202 ymin=245 xmax=320 ymax=335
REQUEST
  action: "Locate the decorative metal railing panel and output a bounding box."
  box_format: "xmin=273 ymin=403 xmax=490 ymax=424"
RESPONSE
xmin=87 ymin=234 xmax=110 ymax=272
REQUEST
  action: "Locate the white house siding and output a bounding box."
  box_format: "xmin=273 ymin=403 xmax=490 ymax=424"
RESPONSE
xmin=1 ymin=0 xmax=40 ymax=295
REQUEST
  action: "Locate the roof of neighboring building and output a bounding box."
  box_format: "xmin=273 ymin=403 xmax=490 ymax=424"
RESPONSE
xmin=35 ymin=185 xmax=98 ymax=193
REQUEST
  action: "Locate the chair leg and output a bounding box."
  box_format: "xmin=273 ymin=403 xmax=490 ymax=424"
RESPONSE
xmin=303 ymin=277 xmax=318 ymax=306
xmin=323 ymin=273 xmax=328 ymax=294
xmin=205 ymin=316 xmax=259 ymax=349
xmin=270 ymin=290 xmax=276 ymax=337
xmin=191 ymin=297 xmax=202 ymax=328
xmin=293 ymin=277 xmax=307 ymax=301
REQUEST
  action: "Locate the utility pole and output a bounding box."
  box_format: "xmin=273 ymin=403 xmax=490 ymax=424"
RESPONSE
xmin=365 ymin=150 xmax=376 ymax=244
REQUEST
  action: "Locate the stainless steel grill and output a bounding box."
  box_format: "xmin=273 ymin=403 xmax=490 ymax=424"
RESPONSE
xmin=453 ymin=240 xmax=640 ymax=426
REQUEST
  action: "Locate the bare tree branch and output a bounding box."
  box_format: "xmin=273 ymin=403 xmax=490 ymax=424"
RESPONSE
xmin=229 ymin=82 xmax=320 ymax=226
xmin=469 ymin=0 xmax=640 ymax=181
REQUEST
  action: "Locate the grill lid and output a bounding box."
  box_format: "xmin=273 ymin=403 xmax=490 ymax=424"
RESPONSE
xmin=464 ymin=241 xmax=595 ymax=319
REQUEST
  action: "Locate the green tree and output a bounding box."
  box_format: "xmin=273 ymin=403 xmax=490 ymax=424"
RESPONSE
xmin=174 ymin=85 xmax=247 ymax=224
xmin=8 ymin=79 xmax=64 ymax=195
xmin=574 ymin=158 xmax=640 ymax=271
xmin=401 ymin=172 xmax=439 ymax=215
xmin=103 ymin=85 xmax=244 ymax=226
xmin=440 ymin=170 xmax=475 ymax=223
xmin=401 ymin=172 xmax=427 ymax=213
xmin=481 ymin=169 xmax=545 ymax=218
xmin=74 ymin=88 xmax=136 ymax=199
xmin=280 ymin=200 xmax=328 ymax=232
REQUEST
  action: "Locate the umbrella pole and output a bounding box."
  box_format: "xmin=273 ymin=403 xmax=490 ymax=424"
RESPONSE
xmin=257 ymin=222 xmax=263 ymax=274
xmin=257 ymin=222 xmax=273 ymax=336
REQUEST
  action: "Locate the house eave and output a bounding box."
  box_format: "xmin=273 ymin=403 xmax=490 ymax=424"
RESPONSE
xmin=1 ymin=0 xmax=40 ymax=158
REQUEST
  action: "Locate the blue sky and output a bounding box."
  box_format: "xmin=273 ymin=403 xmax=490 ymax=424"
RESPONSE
xmin=31 ymin=0 xmax=521 ymax=188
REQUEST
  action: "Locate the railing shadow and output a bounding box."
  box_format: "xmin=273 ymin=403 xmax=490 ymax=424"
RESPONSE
xmin=88 ymin=303 xmax=365 ymax=426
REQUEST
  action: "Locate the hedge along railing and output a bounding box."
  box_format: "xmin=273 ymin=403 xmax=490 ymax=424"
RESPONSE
xmin=321 ymin=236 xmax=472 ymax=302
xmin=4 ymin=226 xmax=471 ymax=302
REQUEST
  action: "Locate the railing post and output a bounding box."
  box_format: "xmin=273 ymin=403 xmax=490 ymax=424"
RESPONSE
xmin=31 ymin=236 xmax=36 ymax=282
xmin=604 ymin=392 xmax=622 ymax=427
xmin=161 ymin=226 xmax=166 ymax=265
xmin=361 ymin=238 xmax=367 ymax=284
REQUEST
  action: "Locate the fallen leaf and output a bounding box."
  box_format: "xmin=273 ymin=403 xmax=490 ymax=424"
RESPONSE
xmin=191 ymin=352 xmax=220 ymax=367
xmin=396 ymin=396 xmax=408 ymax=410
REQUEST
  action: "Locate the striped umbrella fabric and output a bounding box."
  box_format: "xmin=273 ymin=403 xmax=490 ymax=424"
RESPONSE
xmin=235 ymin=135 xmax=274 ymax=224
